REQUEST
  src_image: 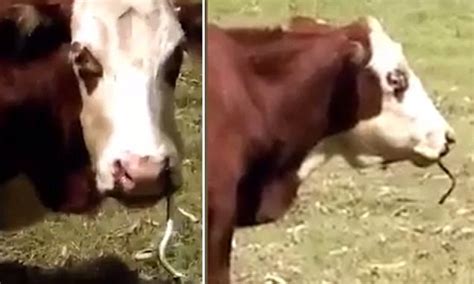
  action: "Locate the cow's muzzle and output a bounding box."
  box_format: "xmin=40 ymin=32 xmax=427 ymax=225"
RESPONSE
xmin=441 ymin=130 xmax=456 ymax=157
xmin=413 ymin=129 xmax=456 ymax=167
xmin=108 ymin=154 xmax=178 ymax=207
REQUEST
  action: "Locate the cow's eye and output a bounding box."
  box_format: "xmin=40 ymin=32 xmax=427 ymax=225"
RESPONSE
xmin=387 ymin=69 xmax=408 ymax=100
xmin=70 ymin=42 xmax=103 ymax=95
xmin=72 ymin=44 xmax=103 ymax=78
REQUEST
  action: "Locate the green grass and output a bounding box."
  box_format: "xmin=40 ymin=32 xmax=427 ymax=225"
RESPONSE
xmin=209 ymin=0 xmax=474 ymax=283
xmin=0 ymin=58 xmax=202 ymax=282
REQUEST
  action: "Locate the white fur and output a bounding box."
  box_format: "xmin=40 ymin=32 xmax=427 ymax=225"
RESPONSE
xmin=71 ymin=0 xmax=184 ymax=191
xmin=298 ymin=17 xmax=454 ymax=180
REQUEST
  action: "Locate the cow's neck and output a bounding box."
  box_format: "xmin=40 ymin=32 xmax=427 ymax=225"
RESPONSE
xmin=236 ymin=33 xmax=365 ymax=226
xmin=249 ymin=37 xmax=362 ymax=157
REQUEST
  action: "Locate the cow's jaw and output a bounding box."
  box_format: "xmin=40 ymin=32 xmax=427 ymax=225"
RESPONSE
xmin=70 ymin=0 xmax=184 ymax=199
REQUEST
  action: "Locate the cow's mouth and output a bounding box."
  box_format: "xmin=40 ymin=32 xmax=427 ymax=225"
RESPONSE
xmin=108 ymin=165 xmax=177 ymax=208
xmin=412 ymin=148 xmax=452 ymax=168
xmin=410 ymin=156 xmax=438 ymax=168
xmin=380 ymin=154 xmax=437 ymax=169
xmin=113 ymin=163 xmax=135 ymax=191
xmin=411 ymin=139 xmax=454 ymax=168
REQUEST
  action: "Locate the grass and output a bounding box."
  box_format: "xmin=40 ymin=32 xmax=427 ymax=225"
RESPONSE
xmin=208 ymin=0 xmax=474 ymax=283
xmin=0 ymin=57 xmax=202 ymax=282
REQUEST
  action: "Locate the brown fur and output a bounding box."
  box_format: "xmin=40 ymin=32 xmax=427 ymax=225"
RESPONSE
xmin=0 ymin=43 xmax=97 ymax=215
xmin=0 ymin=1 xmax=72 ymax=61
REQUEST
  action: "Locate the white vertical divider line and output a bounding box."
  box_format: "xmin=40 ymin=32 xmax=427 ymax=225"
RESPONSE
xmin=201 ymin=0 xmax=207 ymax=283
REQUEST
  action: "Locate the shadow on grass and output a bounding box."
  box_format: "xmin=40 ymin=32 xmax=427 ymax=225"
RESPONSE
xmin=0 ymin=255 xmax=197 ymax=284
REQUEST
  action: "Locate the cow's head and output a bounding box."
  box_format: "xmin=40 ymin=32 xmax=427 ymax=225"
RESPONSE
xmin=299 ymin=17 xmax=455 ymax=178
xmin=69 ymin=0 xmax=184 ymax=201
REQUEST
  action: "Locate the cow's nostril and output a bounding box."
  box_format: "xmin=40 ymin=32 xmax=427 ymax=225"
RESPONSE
xmin=113 ymin=160 xmax=125 ymax=174
xmin=163 ymin=156 xmax=171 ymax=170
xmin=446 ymin=131 xmax=456 ymax=145
xmin=138 ymin=155 xmax=151 ymax=165
xmin=440 ymin=145 xmax=450 ymax=157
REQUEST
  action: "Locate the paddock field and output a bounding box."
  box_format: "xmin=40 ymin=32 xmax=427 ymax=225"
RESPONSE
xmin=0 ymin=57 xmax=202 ymax=282
xmin=208 ymin=0 xmax=474 ymax=283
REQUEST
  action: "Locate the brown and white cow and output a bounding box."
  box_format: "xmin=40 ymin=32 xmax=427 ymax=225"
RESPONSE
xmin=207 ymin=16 xmax=455 ymax=283
xmin=68 ymin=0 xmax=186 ymax=199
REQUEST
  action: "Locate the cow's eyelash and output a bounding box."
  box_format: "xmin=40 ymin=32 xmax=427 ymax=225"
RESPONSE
xmin=387 ymin=69 xmax=408 ymax=99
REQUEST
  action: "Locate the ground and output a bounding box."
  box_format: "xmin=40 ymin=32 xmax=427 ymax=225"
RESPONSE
xmin=208 ymin=0 xmax=474 ymax=283
xmin=0 ymin=57 xmax=202 ymax=282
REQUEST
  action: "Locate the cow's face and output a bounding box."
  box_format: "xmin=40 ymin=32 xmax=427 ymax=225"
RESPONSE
xmin=344 ymin=17 xmax=455 ymax=167
xmin=69 ymin=0 xmax=184 ymax=198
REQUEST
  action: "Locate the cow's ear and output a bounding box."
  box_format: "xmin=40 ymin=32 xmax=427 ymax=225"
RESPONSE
xmin=70 ymin=42 xmax=103 ymax=78
xmin=0 ymin=3 xmax=70 ymax=60
xmin=287 ymin=16 xmax=319 ymax=31
xmin=347 ymin=41 xmax=369 ymax=66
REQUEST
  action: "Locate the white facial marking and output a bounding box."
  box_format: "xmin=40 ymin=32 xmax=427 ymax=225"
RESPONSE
xmin=71 ymin=0 xmax=184 ymax=191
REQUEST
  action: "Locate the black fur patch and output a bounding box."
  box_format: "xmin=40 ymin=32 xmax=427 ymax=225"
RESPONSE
xmin=0 ymin=3 xmax=71 ymax=61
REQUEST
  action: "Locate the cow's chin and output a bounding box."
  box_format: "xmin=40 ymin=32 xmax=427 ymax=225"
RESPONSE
xmin=409 ymin=154 xmax=439 ymax=168
xmin=411 ymin=145 xmax=445 ymax=168
xmin=344 ymin=152 xmax=439 ymax=169
xmin=359 ymin=153 xmax=439 ymax=169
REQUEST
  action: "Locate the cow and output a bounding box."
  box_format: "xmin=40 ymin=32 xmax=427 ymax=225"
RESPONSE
xmin=207 ymin=16 xmax=456 ymax=283
xmin=0 ymin=0 xmax=202 ymax=278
